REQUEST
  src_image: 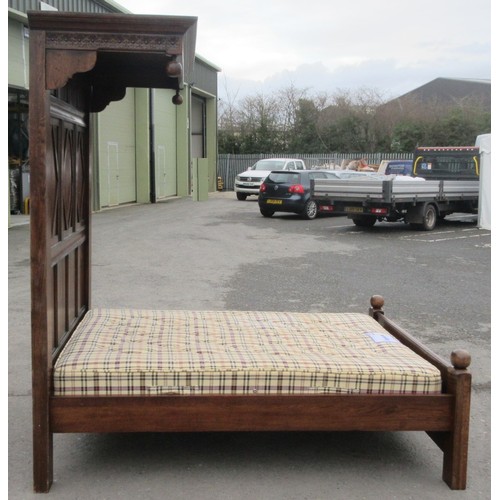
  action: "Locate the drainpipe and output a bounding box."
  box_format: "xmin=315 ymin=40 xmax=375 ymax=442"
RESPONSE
xmin=149 ymin=88 xmax=156 ymax=203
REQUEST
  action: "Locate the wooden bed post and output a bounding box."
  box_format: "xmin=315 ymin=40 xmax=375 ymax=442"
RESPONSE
xmin=29 ymin=17 xmax=94 ymax=494
xmin=441 ymin=350 xmax=472 ymax=490
xmin=29 ymin=25 xmax=54 ymax=493
xmin=369 ymin=295 xmax=472 ymax=490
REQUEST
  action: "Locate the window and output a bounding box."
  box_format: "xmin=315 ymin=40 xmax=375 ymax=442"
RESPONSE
xmin=413 ymin=147 xmax=479 ymax=179
xmin=191 ymin=95 xmax=206 ymax=158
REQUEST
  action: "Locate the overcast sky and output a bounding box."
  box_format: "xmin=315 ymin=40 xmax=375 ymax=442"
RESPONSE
xmin=103 ymin=1 xmax=490 ymax=102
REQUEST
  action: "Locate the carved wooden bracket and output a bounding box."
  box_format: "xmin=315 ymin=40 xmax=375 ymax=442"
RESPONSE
xmin=90 ymin=85 xmax=127 ymax=113
xmin=46 ymin=49 xmax=97 ymax=90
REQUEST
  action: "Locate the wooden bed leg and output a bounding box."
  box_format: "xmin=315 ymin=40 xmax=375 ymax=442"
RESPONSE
xmin=32 ymin=373 xmax=53 ymax=492
xmin=31 ymin=339 xmax=54 ymax=492
xmin=33 ymin=426 xmax=53 ymax=493
xmin=442 ymin=349 xmax=472 ymax=490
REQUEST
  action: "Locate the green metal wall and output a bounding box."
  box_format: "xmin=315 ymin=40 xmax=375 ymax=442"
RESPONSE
xmin=8 ymin=18 xmax=29 ymax=89
xmin=152 ymin=89 xmax=177 ymax=199
xmin=97 ymin=89 xmax=137 ymax=207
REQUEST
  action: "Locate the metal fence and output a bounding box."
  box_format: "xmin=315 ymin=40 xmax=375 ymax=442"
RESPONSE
xmin=217 ymin=153 xmax=413 ymax=191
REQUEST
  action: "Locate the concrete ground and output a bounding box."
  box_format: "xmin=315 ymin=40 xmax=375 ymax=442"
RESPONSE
xmin=8 ymin=192 xmax=491 ymax=499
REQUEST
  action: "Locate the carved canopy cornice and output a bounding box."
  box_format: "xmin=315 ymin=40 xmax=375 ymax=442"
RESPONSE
xmin=27 ymin=12 xmax=197 ymax=111
xmin=44 ymin=32 xmax=183 ymax=54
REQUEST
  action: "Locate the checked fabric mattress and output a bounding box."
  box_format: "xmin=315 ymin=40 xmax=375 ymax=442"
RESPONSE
xmin=53 ymin=309 xmax=442 ymax=396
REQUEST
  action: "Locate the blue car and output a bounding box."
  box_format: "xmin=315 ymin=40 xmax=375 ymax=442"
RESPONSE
xmin=258 ymin=170 xmax=339 ymax=220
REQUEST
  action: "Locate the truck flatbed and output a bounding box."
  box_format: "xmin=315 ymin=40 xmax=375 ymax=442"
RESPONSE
xmin=311 ymin=176 xmax=479 ymax=230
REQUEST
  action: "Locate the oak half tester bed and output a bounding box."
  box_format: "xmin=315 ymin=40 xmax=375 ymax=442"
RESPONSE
xmin=28 ymin=12 xmax=472 ymax=493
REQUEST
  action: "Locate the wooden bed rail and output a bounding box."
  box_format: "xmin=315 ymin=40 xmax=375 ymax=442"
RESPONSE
xmin=369 ymin=295 xmax=471 ymax=380
xmin=50 ymin=394 xmax=455 ymax=434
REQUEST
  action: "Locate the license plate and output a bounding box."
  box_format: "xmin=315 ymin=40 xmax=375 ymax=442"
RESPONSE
xmin=266 ymin=199 xmax=282 ymax=205
xmin=346 ymin=206 xmax=363 ymax=213
xmin=241 ymin=182 xmax=254 ymax=186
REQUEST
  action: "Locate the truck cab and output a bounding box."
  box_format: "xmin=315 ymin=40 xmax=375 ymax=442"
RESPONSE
xmin=413 ymin=146 xmax=480 ymax=180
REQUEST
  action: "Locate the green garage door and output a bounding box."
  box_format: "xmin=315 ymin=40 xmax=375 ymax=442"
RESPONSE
xmin=97 ymin=88 xmax=137 ymax=208
xmin=153 ymin=89 xmax=177 ymax=199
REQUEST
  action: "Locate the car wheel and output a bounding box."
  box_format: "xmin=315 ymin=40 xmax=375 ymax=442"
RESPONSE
xmin=260 ymin=208 xmax=274 ymax=217
xmin=302 ymin=200 xmax=318 ymax=220
xmin=260 ymin=207 xmax=274 ymax=217
xmin=236 ymin=192 xmax=247 ymax=201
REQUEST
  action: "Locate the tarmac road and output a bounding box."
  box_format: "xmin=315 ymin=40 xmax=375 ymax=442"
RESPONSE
xmin=8 ymin=191 xmax=491 ymax=499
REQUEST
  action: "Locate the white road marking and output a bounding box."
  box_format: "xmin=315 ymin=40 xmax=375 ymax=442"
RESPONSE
xmin=327 ymin=223 xmax=490 ymax=243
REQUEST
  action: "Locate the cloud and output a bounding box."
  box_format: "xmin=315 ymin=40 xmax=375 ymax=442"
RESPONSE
xmin=219 ymin=53 xmax=490 ymax=105
xmin=116 ymin=0 xmax=491 ymax=102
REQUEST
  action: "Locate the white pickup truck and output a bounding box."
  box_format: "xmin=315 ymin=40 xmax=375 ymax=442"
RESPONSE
xmin=311 ymin=175 xmax=479 ymax=230
xmin=234 ymin=158 xmax=306 ymax=200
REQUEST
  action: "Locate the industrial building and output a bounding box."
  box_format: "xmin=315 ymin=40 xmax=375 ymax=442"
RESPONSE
xmin=8 ymin=0 xmax=220 ymax=222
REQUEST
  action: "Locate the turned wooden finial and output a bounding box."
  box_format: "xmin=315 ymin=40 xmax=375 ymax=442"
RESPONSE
xmin=370 ymin=295 xmax=385 ymax=311
xmin=451 ymin=349 xmax=471 ymax=370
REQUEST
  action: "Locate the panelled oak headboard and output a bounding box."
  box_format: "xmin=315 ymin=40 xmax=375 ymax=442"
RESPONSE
xmin=28 ymin=12 xmax=197 ymax=490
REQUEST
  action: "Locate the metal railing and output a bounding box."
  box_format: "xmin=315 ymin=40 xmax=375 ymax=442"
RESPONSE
xmin=217 ymin=153 xmax=413 ymax=191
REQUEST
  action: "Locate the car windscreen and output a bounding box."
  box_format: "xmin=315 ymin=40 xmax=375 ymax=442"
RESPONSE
xmin=266 ymin=172 xmax=301 ymax=184
xmin=251 ymin=160 xmax=286 ymax=170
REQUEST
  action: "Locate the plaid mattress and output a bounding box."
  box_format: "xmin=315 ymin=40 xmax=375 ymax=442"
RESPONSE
xmin=53 ymin=309 xmax=442 ymax=396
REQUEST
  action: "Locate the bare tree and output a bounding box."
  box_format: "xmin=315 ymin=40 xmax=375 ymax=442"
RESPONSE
xmin=217 ymin=83 xmax=490 ymax=154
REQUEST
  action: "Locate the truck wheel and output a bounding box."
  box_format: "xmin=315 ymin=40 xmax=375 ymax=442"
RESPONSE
xmin=352 ymin=216 xmax=376 ymax=227
xmin=420 ymin=204 xmax=437 ymax=231
xmin=236 ymin=192 xmax=247 ymax=201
